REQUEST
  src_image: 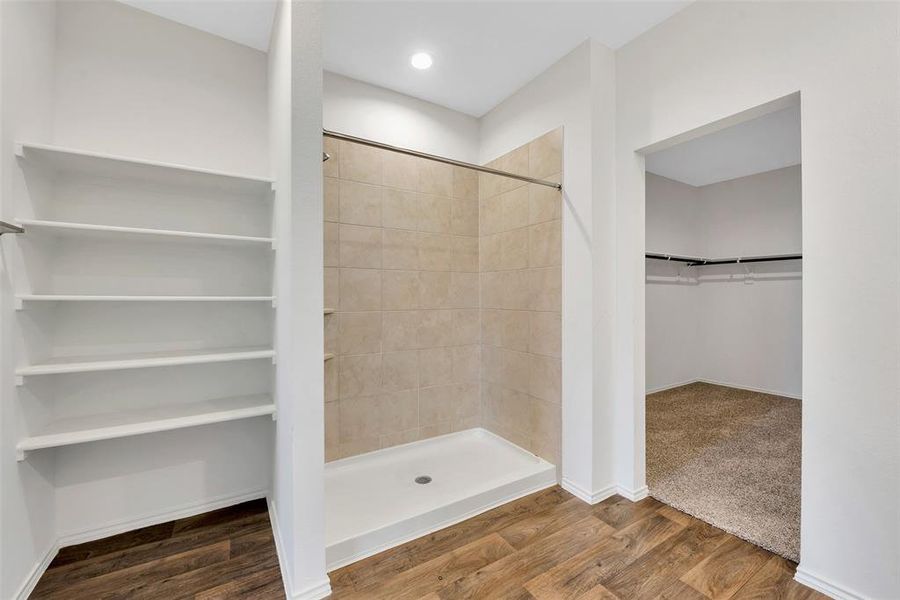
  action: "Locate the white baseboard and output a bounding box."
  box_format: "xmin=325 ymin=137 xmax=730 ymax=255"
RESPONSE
xmin=292 ymin=578 xmax=333 ymax=600
xmin=13 ymin=539 xmax=59 ymax=600
xmin=267 ymin=497 xmax=333 ymax=600
xmin=57 ymin=487 xmax=268 ymax=548
xmin=266 ymin=497 xmax=294 ymax=599
xmin=561 ymin=478 xmax=617 ymax=505
xmin=616 ymin=485 xmax=649 ymax=502
xmin=646 ymin=379 xmax=699 ymax=394
xmin=647 ymin=378 xmax=801 ymax=400
xmin=794 ymin=565 xmax=866 ymax=600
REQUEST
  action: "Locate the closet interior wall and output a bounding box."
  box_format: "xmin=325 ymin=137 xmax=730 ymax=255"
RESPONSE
xmin=646 ymin=165 xmax=802 ymax=397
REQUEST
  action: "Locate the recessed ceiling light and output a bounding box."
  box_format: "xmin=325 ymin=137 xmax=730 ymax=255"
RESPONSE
xmin=410 ymin=52 xmax=433 ymax=70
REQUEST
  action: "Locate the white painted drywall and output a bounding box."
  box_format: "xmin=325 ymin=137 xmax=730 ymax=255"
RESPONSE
xmin=324 ymin=71 xmax=480 ymax=163
xmin=0 ymin=2 xmax=58 ymax=597
xmin=645 ymin=168 xmax=802 ymax=398
xmin=480 ymin=40 xmax=619 ymax=501
xmin=270 ymin=1 xmax=330 ymax=598
xmin=53 ymin=0 xmax=268 ymax=175
xmin=617 ymin=3 xmax=899 ymax=597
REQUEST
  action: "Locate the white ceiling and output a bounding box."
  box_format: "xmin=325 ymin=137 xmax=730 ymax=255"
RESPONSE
xmin=645 ymin=105 xmax=802 ymax=187
xmin=119 ymin=0 xmax=277 ymax=52
xmin=117 ymin=1 xmax=691 ymax=117
xmin=322 ymin=1 xmax=691 ymax=116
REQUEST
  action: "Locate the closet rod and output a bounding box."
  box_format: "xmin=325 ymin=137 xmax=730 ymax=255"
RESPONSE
xmin=645 ymin=252 xmax=802 ymax=266
xmin=323 ymin=129 xmax=562 ymax=191
xmin=0 ymin=220 xmax=24 ymax=235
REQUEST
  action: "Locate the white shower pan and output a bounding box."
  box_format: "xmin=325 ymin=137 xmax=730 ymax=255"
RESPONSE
xmin=325 ymin=428 xmax=556 ymax=570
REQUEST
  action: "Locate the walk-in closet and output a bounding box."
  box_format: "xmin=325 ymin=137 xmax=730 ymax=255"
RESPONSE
xmin=644 ymin=102 xmax=803 ymax=560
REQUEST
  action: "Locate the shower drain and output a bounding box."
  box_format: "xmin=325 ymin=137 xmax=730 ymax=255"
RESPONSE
xmin=414 ymin=475 xmax=432 ymax=485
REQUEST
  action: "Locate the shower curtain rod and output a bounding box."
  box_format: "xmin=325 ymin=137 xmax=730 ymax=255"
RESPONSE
xmin=323 ymin=129 xmax=562 ymax=191
xmin=646 ymin=252 xmax=802 ymax=266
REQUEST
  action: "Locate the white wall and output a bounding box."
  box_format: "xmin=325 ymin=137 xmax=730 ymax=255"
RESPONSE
xmin=480 ymin=41 xmax=620 ymax=502
xmin=270 ymin=2 xmax=330 ymax=598
xmin=646 ymin=167 xmax=802 ymax=398
xmin=52 ymin=0 xmax=268 ymax=175
xmin=616 ymin=3 xmax=899 ymax=597
xmin=0 ymin=2 xmax=58 ymax=597
xmin=645 ymin=175 xmax=702 ymax=393
xmin=324 ymin=71 xmax=480 ymax=163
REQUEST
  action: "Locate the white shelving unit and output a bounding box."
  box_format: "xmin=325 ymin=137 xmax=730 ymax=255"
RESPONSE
xmin=16 ymin=347 xmax=275 ymax=382
xmin=14 ymin=141 xmax=277 ymax=459
xmin=16 ymin=218 xmax=275 ymax=248
xmin=16 ymin=294 xmax=276 ymax=310
xmin=15 ymin=142 xmax=273 ymax=195
xmin=16 ymin=394 xmax=276 ymax=461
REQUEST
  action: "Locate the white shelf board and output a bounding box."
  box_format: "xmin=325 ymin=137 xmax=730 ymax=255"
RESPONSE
xmin=15 ymin=295 xmax=276 ymax=310
xmin=16 ymin=347 xmax=275 ymax=382
xmin=16 ymin=142 xmax=273 ymax=195
xmin=16 ymin=394 xmax=275 ymax=460
xmin=17 ymin=219 xmax=274 ymax=247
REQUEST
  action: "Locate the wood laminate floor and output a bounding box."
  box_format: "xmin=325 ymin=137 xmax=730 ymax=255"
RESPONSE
xmin=30 ymin=498 xmax=284 ymax=600
xmin=329 ymin=487 xmax=825 ymax=600
xmin=30 ymin=487 xmax=825 ymax=599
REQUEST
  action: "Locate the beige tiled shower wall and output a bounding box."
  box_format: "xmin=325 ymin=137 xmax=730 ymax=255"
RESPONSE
xmin=479 ymin=128 xmax=563 ymax=467
xmin=323 ymin=136 xmax=481 ymax=461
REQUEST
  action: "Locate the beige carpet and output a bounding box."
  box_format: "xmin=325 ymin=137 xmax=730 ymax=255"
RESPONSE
xmin=646 ymin=382 xmax=801 ymax=561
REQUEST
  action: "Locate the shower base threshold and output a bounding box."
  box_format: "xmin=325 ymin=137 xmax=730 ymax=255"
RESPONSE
xmin=325 ymin=427 xmax=557 ymax=571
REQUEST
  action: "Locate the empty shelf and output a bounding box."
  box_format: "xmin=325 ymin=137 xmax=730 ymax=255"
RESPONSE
xmin=16 ymin=394 xmax=275 ymax=460
xmin=16 ymin=142 xmax=273 ymax=195
xmin=16 ymin=294 xmax=275 ymax=309
xmin=16 ymin=347 xmax=275 ymax=381
xmin=17 ymin=219 xmax=274 ymax=247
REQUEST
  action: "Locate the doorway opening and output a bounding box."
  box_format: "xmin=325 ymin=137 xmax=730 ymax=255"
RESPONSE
xmin=642 ymin=99 xmax=802 ymax=560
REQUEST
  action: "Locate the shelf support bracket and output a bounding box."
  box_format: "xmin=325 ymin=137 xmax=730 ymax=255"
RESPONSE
xmin=0 ymin=221 xmax=24 ymax=236
xmin=15 ymin=447 xmax=26 ymax=462
xmin=15 ymin=375 xmax=24 ymax=387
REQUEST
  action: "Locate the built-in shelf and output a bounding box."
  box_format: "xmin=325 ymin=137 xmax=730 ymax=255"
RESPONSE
xmin=15 ymin=295 xmax=276 ymax=310
xmin=324 ymin=353 xmax=335 ymax=361
xmin=15 ymin=347 xmax=275 ymax=383
xmin=324 ymin=308 xmax=335 ymax=315
xmin=15 ymin=394 xmax=276 ymax=461
xmin=16 ymin=142 xmax=273 ymax=195
xmin=17 ymin=219 xmax=274 ymax=247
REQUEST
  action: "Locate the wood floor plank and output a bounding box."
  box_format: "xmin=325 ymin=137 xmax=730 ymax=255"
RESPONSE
xmin=524 ymin=512 xmax=684 ymax=600
xmin=328 ymin=486 xmax=572 ymax=593
xmin=194 ymin=566 xmax=286 ymax=599
xmin=434 ymin=516 xmax=615 ymax=599
xmin=600 ymin=520 xmax=729 ymax=600
xmin=680 ymin=534 xmax=771 ymax=599
xmin=498 ymin=497 xmax=595 ymax=549
xmin=127 ymin=546 xmax=280 ymax=600
xmin=32 ymin=541 xmax=232 ymax=600
xmin=333 ymin=533 xmax=516 ymax=600
xmin=49 ymin=521 xmax=176 ymax=567
xmin=593 ymin=495 xmax=665 ymax=530
xmin=731 ymin=555 xmax=829 ymax=600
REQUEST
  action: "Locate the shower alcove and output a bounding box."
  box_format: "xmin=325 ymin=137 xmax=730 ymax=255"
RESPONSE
xmin=322 ymin=129 xmax=563 ymax=569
